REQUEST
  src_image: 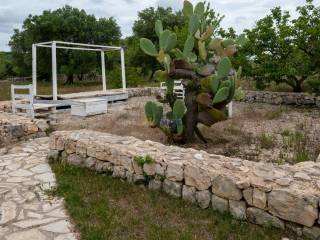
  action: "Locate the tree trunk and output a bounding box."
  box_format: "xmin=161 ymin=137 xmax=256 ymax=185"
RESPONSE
xmin=293 ymin=84 xmax=302 ymax=93
xmin=65 ymin=74 xmax=74 ymax=84
xmin=182 ymin=88 xmax=198 ymax=143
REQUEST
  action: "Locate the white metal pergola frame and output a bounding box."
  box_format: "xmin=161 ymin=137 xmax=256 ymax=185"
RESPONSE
xmin=32 ymin=41 xmax=127 ymax=101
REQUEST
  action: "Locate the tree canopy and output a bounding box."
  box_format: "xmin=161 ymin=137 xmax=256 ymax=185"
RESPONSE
xmin=238 ymin=0 xmax=319 ymax=92
xmin=9 ymin=5 xmax=121 ymax=83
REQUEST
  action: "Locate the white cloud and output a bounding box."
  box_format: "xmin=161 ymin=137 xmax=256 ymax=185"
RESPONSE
xmin=0 ymin=0 xmax=319 ymax=51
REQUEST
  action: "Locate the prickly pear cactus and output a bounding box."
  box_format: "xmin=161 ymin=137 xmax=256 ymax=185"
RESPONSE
xmin=141 ymin=0 xmax=246 ymax=143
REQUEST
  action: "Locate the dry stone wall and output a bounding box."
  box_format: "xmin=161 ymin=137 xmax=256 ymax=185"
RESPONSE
xmin=0 ymin=112 xmax=49 ymax=147
xmin=241 ymin=90 xmax=320 ymax=107
xmin=49 ymin=129 xmax=320 ymax=239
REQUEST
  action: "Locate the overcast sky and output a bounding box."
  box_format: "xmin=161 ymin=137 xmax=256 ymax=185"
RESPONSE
xmin=0 ymin=0 xmax=318 ymax=51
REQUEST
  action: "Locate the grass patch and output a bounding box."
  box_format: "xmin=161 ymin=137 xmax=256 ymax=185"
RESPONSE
xmin=281 ymin=129 xmax=310 ymax=163
xmin=50 ymin=160 xmax=293 ymax=240
xmin=258 ymin=133 xmax=275 ymax=149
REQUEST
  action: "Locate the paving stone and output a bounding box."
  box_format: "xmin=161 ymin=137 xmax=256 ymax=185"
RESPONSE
xmin=39 ymin=220 xmax=71 ymax=233
xmin=0 ymin=201 xmax=17 ymax=224
xmin=5 ymin=229 xmax=47 ymax=240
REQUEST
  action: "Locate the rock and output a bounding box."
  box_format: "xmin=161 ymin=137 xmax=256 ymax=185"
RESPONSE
xmin=211 ymin=194 xmax=229 ymax=213
xmin=196 ymin=190 xmax=211 ymax=209
xmin=236 ymin=179 xmax=250 ymax=189
xmin=212 ymin=175 xmax=242 ymax=200
xmin=184 ymin=164 xmax=212 ymax=191
xmin=268 ymin=189 xmax=318 ymax=227
xmin=13 ymin=217 xmax=59 ymax=228
xmin=294 ymin=172 xmax=311 ymax=181
xmin=182 ymin=185 xmax=196 ymax=204
xmin=5 ymin=229 xmax=47 ymax=240
xmin=148 ymin=179 xmax=162 ymax=191
xmin=143 ymin=163 xmax=156 ymax=176
xmin=112 ymin=166 xmax=126 ymax=179
xmin=84 ymin=157 xmax=96 ymax=169
xmin=243 ymin=188 xmax=253 ymax=205
xmin=285 ymin=222 xmax=303 ymax=237
xmin=35 ymin=120 xmax=49 ymax=132
xmin=0 ymin=201 xmax=16 ymax=224
xmin=252 ymin=188 xmax=266 ymax=209
xmin=125 ymin=171 xmax=134 ymax=183
xmin=47 ymin=150 xmax=60 ymax=162
xmin=229 ymin=200 xmax=247 ymax=220
xmin=163 ymin=179 xmax=182 ymax=198
xmin=95 ymin=161 xmax=113 ymax=174
xmin=67 ymin=154 xmax=84 ymax=166
xmin=275 ymin=178 xmax=292 ymax=187
xmin=39 ymin=220 xmax=71 ymax=233
xmin=316 ymin=154 xmax=320 ymax=162
xmin=166 ymin=161 xmax=184 ymax=181
xmin=247 ymin=207 xmax=284 ymax=229
xmin=303 ymin=226 xmax=320 ymax=240
xmin=133 ymin=174 xmax=146 ymax=184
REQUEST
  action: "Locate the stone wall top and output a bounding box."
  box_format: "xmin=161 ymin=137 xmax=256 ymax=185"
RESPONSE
xmin=50 ymin=129 xmax=320 ymax=228
xmin=0 ymin=112 xmax=49 ymax=147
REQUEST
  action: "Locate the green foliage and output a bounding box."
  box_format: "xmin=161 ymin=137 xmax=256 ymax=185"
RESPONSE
xmin=237 ymin=1 xmax=320 ymax=92
xmin=140 ymin=38 xmax=158 ymax=56
xmin=140 ymin=0 xmax=245 ymax=143
xmin=9 ymin=5 xmax=121 ymax=81
xmin=134 ymin=155 xmax=155 ymax=167
xmin=307 ymin=76 xmax=320 ymax=96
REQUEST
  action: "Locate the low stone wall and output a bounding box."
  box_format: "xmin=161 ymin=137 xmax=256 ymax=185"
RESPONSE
xmin=243 ymin=90 xmax=320 ymax=107
xmin=0 ymin=101 xmax=12 ymax=113
xmin=49 ymin=129 xmax=320 ymax=239
xmin=0 ymin=112 xmax=49 ymax=147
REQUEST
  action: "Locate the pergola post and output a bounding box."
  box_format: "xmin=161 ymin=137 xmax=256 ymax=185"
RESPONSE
xmin=120 ymin=47 xmax=126 ymax=92
xmin=32 ymin=44 xmax=37 ymax=95
xmin=52 ymin=41 xmax=58 ymax=101
xmin=101 ymin=51 xmax=107 ymax=92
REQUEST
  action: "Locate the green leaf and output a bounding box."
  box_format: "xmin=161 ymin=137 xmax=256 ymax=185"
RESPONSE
xmin=194 ymin=2 xmax=205 ymax=18
xmin=198 ymin=41 xmax=207 ymax=61
xmin=188 ymin=14 xmax=199 ymax=35
xmin=183 ymin=0 xmax=193 ymax=17
xmin=172 ymin=48 xmax=185 ymax=59
xmin=160 ymin=30 xmax=171 ymax=50
xmin=235 ymin=34 xmax=248 ymax=46
xmin=173 ymin=100 xmax=186 ymax=119
xmin=234 ymin=87 xmax=245 ymax=101
xmin=153 ymin=70 xmax=168 ymax=82
xmin=219 ymin=80 xmax=231 ymax=89
xmin=163 ymin=54 xmax=171 ymax=73
xmin=145 ymin=101 xmax=154 ymax=121
xmin=183 ymin=36 xmax=195 ymax=55
xmin=217 ymin=57 xmax=232 ymax=79
xmin=165 ymin=33 xmax=177 ymax=52
xmin=209 ymin=75 xmax=220 ymax=94
xmin=155 ymin=20 xmax=163 ymax=38
xmin=222 ymin=39 xmax=234 ymax=48
xmin=175 ymin=118 xmax=184 ymax=135
xmin=213 ymin=87 xmax=229 ymax=104
xmin=140 ymin=38 xmax=158 ymax=57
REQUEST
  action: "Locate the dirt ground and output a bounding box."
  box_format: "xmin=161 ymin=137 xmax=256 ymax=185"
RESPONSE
xmin=52 ymin=96 xmax=320 ymax=165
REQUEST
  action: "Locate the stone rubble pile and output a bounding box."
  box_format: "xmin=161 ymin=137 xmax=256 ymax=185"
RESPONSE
xmin=0 ymin=112 xmax=49 ymax=147
xmin=49 ymin=129 xmax=320 ymax=239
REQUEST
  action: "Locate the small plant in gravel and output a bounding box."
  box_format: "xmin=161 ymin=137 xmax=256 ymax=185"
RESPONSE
xmin=140 ymin=0 xmax=246 ymax=144
xmin=258 ymin=133 xmax=275 ymax=149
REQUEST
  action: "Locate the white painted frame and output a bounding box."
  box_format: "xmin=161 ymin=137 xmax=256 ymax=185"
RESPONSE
xmin=32 ymin=41 xmax=127 ymax=101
